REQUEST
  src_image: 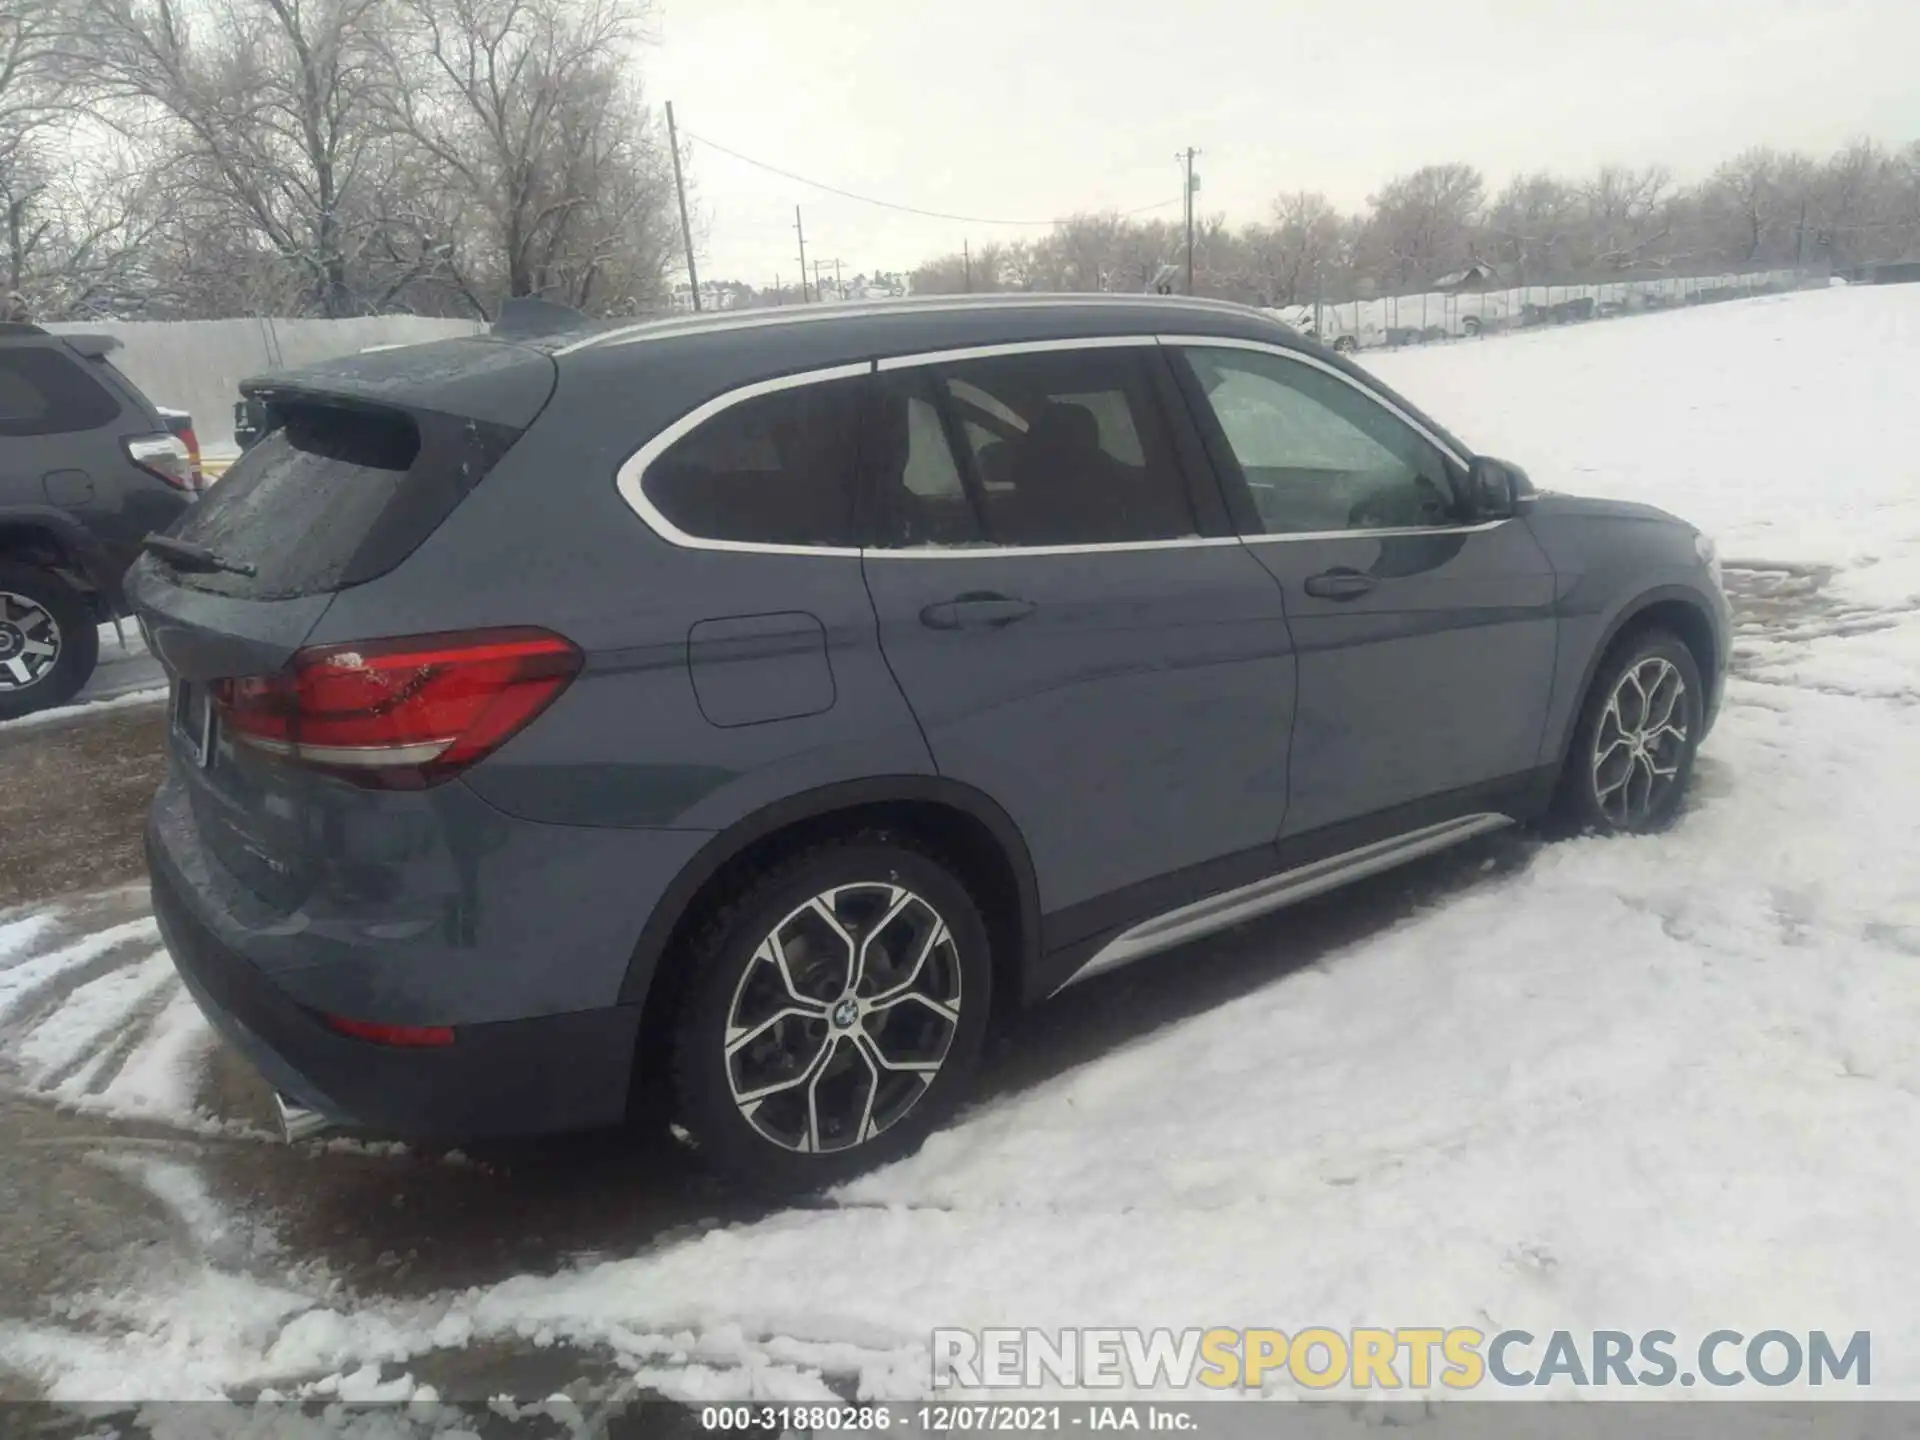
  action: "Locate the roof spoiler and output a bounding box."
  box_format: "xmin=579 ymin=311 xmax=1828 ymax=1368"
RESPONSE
xmin=491 ymin=296 xmax=592 ymax=339
xmin=59 ymin=333 xmax=124 ymax=359
xmin=3 ymin=323 xmax=127 ymax=358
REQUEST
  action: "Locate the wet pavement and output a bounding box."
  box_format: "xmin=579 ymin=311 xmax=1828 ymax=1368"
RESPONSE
xmin=0 ymin=704 xmax=169 ymax=909
xmin=0 ymin=569 xmax=1806 ymax=1403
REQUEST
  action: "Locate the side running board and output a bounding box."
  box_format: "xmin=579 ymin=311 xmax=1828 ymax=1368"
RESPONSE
xmin=1052 ymin=813 xmax=1513 ymax=994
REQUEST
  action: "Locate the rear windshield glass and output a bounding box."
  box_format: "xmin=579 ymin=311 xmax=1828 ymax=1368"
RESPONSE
xmin=164 ymin=403 xmax=423 ymax=598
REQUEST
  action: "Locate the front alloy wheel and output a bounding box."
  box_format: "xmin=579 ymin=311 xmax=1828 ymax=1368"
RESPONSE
xmin=1559 ymin=627 xmax=1704 ymax=835
xmin=672 ymin=837 xmax=991 ymax=1192
xmin=1590 ymin=656 xmax=1689 ymax=827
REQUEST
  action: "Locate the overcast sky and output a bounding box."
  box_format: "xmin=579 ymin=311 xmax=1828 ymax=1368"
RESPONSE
xmin=649 ymin=0 xmax=1920 ymax=286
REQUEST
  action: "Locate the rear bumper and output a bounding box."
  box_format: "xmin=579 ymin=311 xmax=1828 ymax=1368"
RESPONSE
xmin=149 ymin=826 xmax=643 ymax=1141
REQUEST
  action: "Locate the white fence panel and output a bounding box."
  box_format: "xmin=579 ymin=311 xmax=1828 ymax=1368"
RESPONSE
xmin=44 ymin=316 xmax=486 ymax=449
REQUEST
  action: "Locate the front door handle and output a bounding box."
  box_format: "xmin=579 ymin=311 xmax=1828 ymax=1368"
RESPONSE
xmin=919 ymin=592 xmax=1038 ymax=630
xmin=1302 ymin=568 xmax=1377 ymax=601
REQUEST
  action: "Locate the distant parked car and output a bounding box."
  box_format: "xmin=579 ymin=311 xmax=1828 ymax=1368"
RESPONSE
xmin=1267 ymin=305 xmax=1373 ymax=353
xmin=0 ymin=323 xmax=197 ymax=717
xmin=134 ymin=294 xmax=1731 ymax=1192
xmin=234 ymin=395 xmax=270 ymax=451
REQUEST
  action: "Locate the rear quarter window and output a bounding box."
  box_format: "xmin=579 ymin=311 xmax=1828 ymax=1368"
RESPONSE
xmin=0 ymin=346 xmax=122 ymax=436
xmin=638 ymin=375 xmax=865 ymax=548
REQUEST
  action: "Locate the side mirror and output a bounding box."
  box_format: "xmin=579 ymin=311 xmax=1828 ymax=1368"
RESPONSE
xmin=1464 ymin=456 xmax=1531 ymax=520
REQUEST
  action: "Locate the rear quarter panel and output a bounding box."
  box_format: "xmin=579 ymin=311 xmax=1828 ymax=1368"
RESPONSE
xmin=307 ymin=329 xmax=937 ymax=832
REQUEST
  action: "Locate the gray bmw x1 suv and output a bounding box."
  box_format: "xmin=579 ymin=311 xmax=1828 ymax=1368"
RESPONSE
xmin=133 ymin=295 xmax=1731 ymax=1190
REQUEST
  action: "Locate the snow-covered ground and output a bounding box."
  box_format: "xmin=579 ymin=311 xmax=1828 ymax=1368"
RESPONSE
xmin=0 ymin=284 xmax=1916 ymax=1406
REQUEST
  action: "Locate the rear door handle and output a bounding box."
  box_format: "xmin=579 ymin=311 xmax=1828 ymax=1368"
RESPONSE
xmin=920 ymin=592 xmax=1037 ymax=630
xmin=1302 ymin=568 xmax=1377 ymax=601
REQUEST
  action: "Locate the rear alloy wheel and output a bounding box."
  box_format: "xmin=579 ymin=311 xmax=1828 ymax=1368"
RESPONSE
xmin=0 ymin=563 xmax=99 ymax=721
xmin=1558 ymin=628 xmax=1703 ymax=834
xmin=671 ymin=837 xmax=991 ymax=1192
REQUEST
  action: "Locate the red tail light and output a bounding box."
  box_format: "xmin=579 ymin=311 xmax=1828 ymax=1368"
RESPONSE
xmin=212 ymin=628 xmax=582 ymax=788
xmin=126 ymin=433 xmax=196 ymax=490
xmin=179 ymin=424 xmax=205 ymax=489
xmin=323 ymin=1013 xmax=456 ymax=1047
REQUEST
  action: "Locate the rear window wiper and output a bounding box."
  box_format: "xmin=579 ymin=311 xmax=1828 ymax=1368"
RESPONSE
xmin=141 ymin=534 xmax=258 ymax=578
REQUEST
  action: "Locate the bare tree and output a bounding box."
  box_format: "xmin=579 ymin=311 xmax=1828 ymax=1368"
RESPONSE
xmin=1484 ymin=173 xmax=1580 ymax=282
xmin=1237 ymin=191 xmax=1344 ymax=304
xmin=1698 ymin=148 xmax=1789 ymax=264
xmin=6 ymin=143 xmax=179 ymax=316
xmin=77 ymin=0 xmax=401 ymax=315
xmin=1363 ymin=163 xmax=1485 ymax=289
xmin=0 ymin=0 xmax=71 ymax=297
xmin=378 ymin=0 xmax=674 ymax=313
xmin=1582 ymin=164 xmax=1673 ymax=269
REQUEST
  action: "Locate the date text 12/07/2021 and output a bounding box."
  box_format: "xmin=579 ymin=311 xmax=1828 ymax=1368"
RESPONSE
xmin=699 ymin=1403 xmax=1199 ymax=1433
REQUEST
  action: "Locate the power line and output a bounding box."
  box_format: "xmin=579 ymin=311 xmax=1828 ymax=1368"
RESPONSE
xmin=684 ymin=130 xmax=1181 ymax=227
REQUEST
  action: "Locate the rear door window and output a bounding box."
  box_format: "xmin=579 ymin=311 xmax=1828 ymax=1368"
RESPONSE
xmin=872 ymin=346 xmax=1196 ymax=548
xmin=0 ymin=346 xmax=122 ymax=436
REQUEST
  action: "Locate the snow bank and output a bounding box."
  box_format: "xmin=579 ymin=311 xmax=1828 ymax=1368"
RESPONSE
xmin=1364 ymin=284 xmax=1920 ymax=613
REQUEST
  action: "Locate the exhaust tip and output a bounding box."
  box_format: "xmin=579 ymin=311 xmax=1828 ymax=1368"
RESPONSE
xmin=275 ymin=1091 xmax=339 ymax=1143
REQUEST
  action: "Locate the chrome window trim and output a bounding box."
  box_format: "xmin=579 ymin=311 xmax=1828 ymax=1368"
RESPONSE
xmin=613 ymin=361 xmax=873 ymax=558
xmin=865 ymin=536 xmax=1241 ymax=560
xmin=875 ymin=333 xmax=1153 ymax=371
xmin=610 ymin=332 xmax=1506 ymax=558
xmin=1240 ymin=517 xmax=1511 ymax=544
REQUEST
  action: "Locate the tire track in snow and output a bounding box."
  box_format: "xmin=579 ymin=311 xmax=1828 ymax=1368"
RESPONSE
xmin=0 ymin=901 xmax=221 ymax=1133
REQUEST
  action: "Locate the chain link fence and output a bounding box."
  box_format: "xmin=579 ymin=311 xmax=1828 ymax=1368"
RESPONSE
xmin=1270 ymin=267 xmax=1826 ymax=354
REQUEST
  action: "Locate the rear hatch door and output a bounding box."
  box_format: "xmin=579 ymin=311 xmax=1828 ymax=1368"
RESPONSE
xmin=129 ymin=336 xmax=557 ymax=909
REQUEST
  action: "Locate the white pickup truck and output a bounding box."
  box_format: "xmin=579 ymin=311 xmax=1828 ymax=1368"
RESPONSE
xmin=1266 ymin=295 xmax=1514 ymax=351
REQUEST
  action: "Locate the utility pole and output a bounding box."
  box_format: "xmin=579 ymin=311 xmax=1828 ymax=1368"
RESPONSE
xmin=834 ymin=257 xmax=844 ymax=300
xmin=795 ymin=207 xmax=811 ymax=303
xmin=1179 ymin=147 xmax=1201 ymax=295
xmin=812 ymin=258 xmax=840 ymax=302
xmin=963 ymin=238 xmax=972 ymax=293
xmin=665 ymin=102 xmax=700 ymax=312
xmin=772 ymin=273 xmax=781 ymax=306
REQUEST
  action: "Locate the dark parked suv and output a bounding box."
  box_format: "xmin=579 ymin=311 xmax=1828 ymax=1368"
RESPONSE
xmin=133 ymin=295 xmax=1731 ymax=1190
xmin=1 ymin=324 xmax=198 ymax=717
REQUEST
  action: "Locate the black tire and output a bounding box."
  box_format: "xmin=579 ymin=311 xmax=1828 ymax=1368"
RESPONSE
xmin=1331 ymin=336 xmax=1357 ymax=354
xmin=1554 ymin=627 xmax=1703 ymax=835
xmin=0 ymin=563 xmax=99 ymax=721
xmin=670 ymin=833 xmax=992 ymax=1194
xmin=1462 ymin=316 xmax=1483 ymax=337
